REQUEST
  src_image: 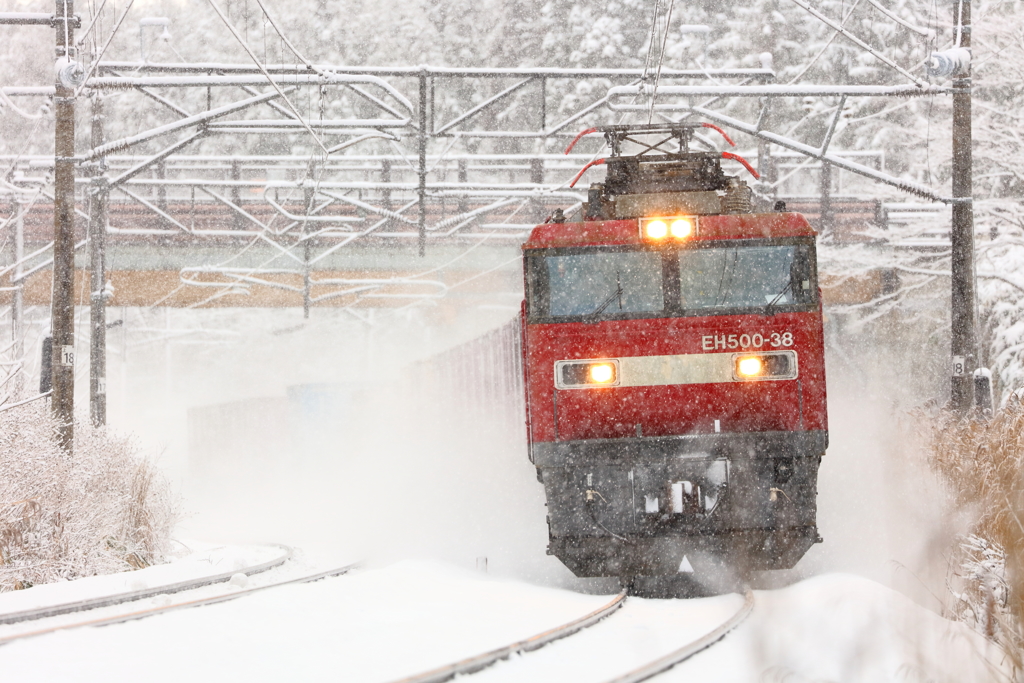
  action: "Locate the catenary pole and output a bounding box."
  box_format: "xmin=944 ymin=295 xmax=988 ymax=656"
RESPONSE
xmin=52 ymin=0 xmax=77 ymax=450
xmin=302 ymin=183 xmax=313 ymax=318
xmin=89 ymin=94 xmax=107 ymax=426
xmin=950 ymin=0 xmax=975 ymax=412
xmin=0 ymin=14 xmax=85 ymax=404
xmin=12 ymin=201 xmax=24 ymax=401
xmin=820 ymin=161 xmax=833 ymax=236
xmin=417 ymin=71 xmax=427 ymax=257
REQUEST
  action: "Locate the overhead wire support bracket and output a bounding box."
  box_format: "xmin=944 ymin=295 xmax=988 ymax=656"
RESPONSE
xmin=819 ymin=95 xmax=846 ymax=157
xmin=754 ymin=97 xmax=772 ymax=132
xmin=689 ymin=106 xmax=953 ymax=203
xmin=84 ymin=87 xmax=295 ymax=160
xmin=0 ymin=12 xmax=80 ymax=27
xmin=434 ymin=78 xmax=534 ymax=136
xmin=107 ymin=131 xmax=206 ymax=188
xmin=607 ymin=84 xmax=951 ymax=99
xmin=132 ymin=86 xmax=193 ymax=118
xmin=113 ymin=185 xmax=193 ymax=234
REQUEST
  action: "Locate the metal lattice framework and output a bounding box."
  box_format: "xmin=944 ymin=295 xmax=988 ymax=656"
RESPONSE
xmin=1 ymin=61 xmax=952 ymax=311
xmin=0 ymin=0 xmax=980 ymax=444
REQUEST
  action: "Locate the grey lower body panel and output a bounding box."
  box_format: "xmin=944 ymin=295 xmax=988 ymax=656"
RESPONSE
xmin=534 ymin=430 xmax=825 ymax=577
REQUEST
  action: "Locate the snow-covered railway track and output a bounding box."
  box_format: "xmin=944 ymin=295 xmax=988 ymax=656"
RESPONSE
xmin=390 ymin=583 xmax=752 ymax=683
xmin=0 ymin=561 xmax=359 ymax=645
xmin=601 ymin=587 xmax=755 ymax=683
xmin=0 ymin=544 xmax=294 ymax=626
xmin=389 ymin=589 xmax=628 ymax=683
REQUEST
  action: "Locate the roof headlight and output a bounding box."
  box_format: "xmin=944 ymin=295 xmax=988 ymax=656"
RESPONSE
xmin=670 ymin=218 xmax=693 ymax=238
xmin=640 ymin=216 xmax=698 ymax=241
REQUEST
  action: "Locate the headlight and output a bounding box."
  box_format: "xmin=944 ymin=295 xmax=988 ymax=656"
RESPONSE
xmin=732 ymin=351 xmax=798 ymax=381
xmin=640 ymin=216 xmax=697 ymax=241
xmin=555 ymin=359 xmax=620 ymax=389
xmin=736 ymin=356 xmax=763 ymax=377
xmin=670 ymin=218 xmax=693 ymax=238
xmin=644 ymin=219 xmax=668 ymax=239
xmin=589 ymin=363 xmax=615 ymax=383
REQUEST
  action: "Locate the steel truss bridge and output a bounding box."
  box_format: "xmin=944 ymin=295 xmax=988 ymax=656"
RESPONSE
xmin=1 ymin=62 xmax=951 ymax=312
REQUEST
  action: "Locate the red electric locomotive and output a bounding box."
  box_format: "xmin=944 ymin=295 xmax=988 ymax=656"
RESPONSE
xmin=520 ymin=123 xmax=827 ymax=592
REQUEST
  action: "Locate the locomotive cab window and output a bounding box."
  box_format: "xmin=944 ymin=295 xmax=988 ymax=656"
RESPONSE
xmin=678 ymin=243 xmax=816 ymax=313
xmin=532 ymin=250 xmax=665 ymax=319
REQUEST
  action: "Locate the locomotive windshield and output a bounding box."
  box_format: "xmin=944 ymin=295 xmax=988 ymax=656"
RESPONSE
xmin=526 ymin=240 xmax=816 ymax=322
xmin=679 ymin=245 xmax=815 ymax=310
xmin=544 ymin=251 xmax=664 ymax=317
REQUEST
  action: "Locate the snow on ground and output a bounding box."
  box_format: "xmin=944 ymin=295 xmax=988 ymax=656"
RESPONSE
xmin=0 ymin=560 xmax=1006 ymax=683
xmin=476 ymin=572 xmax=1006 ymax=683
xmin=0 ymin=542 xmax=285 ymax=617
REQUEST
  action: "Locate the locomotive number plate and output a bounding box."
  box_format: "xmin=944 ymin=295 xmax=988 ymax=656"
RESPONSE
xmin=701 ymin=332 xmax=793 ymax=351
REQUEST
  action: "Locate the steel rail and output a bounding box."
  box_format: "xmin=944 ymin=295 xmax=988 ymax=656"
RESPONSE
xmin=0 ymin=561 xmax=359 ymax=646
xmin=388 ymin=590 xmax=627 ymax=683
xmin=602 ymin=588 xmax=755 ymax=683
xmin=0 ymin=545 xmax=292 ymax=626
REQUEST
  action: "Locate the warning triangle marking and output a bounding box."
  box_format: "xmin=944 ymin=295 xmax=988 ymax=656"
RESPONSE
xmin=678 ymin=555 xmax=694 ymax=573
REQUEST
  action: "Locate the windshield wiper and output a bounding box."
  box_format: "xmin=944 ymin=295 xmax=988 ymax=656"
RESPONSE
xmin=765 ymin=279 xmax=793 ymax=316
xmin=586 ymin=272 xmax=624 ymax=319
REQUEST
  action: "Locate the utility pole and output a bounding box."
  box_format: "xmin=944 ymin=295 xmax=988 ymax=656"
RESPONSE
xmin=52 ymin=0 xmax=79 ymax=450
xmin=302 ymin=183 xmax=313 ymax=318
xmin=417 ymin=71 xmax=428 ymax=257
xmin=0 ymin=9 xmax=81 ymax=412
xmin=950 ymin=0 xmax=975 ymax=413
xmin=819 ymin=161 xmax=834 ymax=236
xmin=12 ymin=201 xmax=25 ymax=401
xmin=89 ymin=94 xmax=108 ymax=426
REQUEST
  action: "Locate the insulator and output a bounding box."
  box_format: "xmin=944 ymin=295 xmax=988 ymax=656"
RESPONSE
xmin=927 ymin=48 xmax=971 ymax=78
xmin=54 ymin=57 xmax=84 ymax=89
xmin=722 ymin=180 xmax=752 ymax=215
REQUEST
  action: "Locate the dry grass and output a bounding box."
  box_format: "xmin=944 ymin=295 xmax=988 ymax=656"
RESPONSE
xmin=919 ymin=400 xmax=1024 ymax=673
xmin=0 ymin=401 xmax=176 ymax=591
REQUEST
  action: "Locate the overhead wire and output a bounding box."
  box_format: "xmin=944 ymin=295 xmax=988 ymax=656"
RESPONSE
xmin=639 ymin=0 xmax=664 ymax=87
xmin=552 ymin=0 xmax=679 ymax=188
xmin=206 ymin=0 xmax=327 ymax=154
xmin=787 ymin=0 xmax=864 ymax=85
xmin=648 ymin=0 xmax=677 ymax=123
xmin=0 ymin=89 xmax=47 ymax=120
xmin=75 ymin=0 xmax=109 ymax=46
xmin=74 ymin=0 xmax=135 ymax=98
xmin=199 ymin=0 xmax=346 ymax=313
xmin=864 ymin=0 xmax=932 ymax=37
xmin=788 ymin=0 xmax=930 ymax=87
